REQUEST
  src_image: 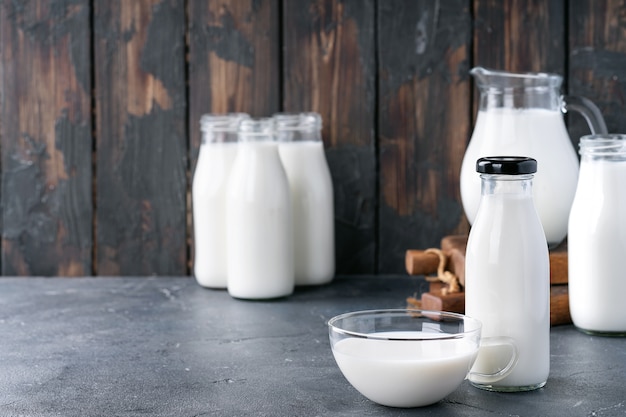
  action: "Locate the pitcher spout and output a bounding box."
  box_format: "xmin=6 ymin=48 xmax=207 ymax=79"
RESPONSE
xmin=469 ymin=66 xmax=491 ymax=87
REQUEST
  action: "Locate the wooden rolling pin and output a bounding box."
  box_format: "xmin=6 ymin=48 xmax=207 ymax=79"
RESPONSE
xmin=405 ymin=235 xmax=467 ymax=289
xmin=406 ymin=236 xmax=568 ymax=285
xmin=405 ymin=235 xmax=571 ymax=326
xmin=414 ymin=285 xmax=570 ymax=326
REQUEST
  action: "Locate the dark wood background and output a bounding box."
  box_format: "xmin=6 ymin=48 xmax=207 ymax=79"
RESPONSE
xmin=1 ymin=0 xmax=625 ymax=277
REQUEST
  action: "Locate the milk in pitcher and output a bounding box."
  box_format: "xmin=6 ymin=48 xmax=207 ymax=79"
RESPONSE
xmin=461 ymin=108 xmax=579 ymax=245
xmin=461 ymin=67 xmax=607 ymax=248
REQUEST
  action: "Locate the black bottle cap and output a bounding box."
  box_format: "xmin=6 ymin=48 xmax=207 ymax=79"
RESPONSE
xmin=476 ymin=157 xmax=537 ymax=174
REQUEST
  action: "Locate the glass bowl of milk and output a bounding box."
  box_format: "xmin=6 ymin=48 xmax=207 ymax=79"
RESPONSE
xmin=328 ymin=309 xmax=481 ymax=408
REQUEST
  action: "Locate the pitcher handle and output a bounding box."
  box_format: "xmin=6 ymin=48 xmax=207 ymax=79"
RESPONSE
xmin=561 ymin=95 xmax=608 ymax=135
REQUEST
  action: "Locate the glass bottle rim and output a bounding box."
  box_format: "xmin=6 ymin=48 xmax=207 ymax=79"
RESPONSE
xmin=580 ymin=134 xmax=626 ymax=156
xmin=273 ymin=112 xmax=322 ymax=131
xmin=238 ymin=118 xmax=275 ymax=142
xmin=200 ymin=113 xmax=249 ymax=133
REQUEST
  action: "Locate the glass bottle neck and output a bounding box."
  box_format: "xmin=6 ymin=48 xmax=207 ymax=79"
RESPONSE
xmin=238 ymin=119 xmax=275 ymax=143
xmin=274 ymin=113 xmax=322 ymax=143
xmin=579 ymin=135 xmax=626 ymax=162
xmin=480 ymin=174 xmax=534 ymax=197
xmin=200 ymin=113 xmax=248 ymax=144
xmin=202 ymin=131 xmax=238 ymax=145
xmin=238 ymin=133 xmax=275 ymax=143
xmin=275 ymin=129 xmax=321 ymax=142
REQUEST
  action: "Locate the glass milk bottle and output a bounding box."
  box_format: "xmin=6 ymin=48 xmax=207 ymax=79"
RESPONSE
xmin=192 ymin=113 xmax=249 ymax=288
xmin=274 ymin=112 xmax=335 ymax=286
xmin=568 ymin=134 xmax=626 ymax=335
xmin=466 ymin=157 xmax=550 ymax=391
xmin=226 ymin=118 xmax=294 ymax=299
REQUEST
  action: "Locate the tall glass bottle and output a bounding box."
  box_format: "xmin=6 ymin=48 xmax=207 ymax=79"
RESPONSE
xmin=466 ymin=157 xmax=550 ymax=392
xmin=192 ymin=113 xmax=248 ymax=288
xmin=275 ymin=113 xmax=335 ymax=286
xmin=568 ymin=134 xmax=626 ymax=335
xmin=226 ymin=118 xmax=294 ymax=299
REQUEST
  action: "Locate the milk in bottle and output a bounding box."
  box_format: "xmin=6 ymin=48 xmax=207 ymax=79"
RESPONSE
xmin=275 ymin=113 xmax=335 ymax=285
xmin=466 ymin=157 xmax=550 ymax=392
xmin=192 ymin=113 xmax=248 ymax=288
xmin=226 ymin=118 xmax=294 ymax=299
xmin=568 ymin=134 xmax=626 ymax=335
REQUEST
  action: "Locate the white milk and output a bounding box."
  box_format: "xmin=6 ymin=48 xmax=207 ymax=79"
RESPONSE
xmin=466 ymin=193 xmax=550 ymax=389
xmin=278 ymin=141 xmax=334 ymax=285
xmin=192 ymin=142 xmax=238 ymax=288
xmin=226 ymin=140 xmax=294 ymax=299
xmin=461 ymin=108 xmax=579 ymax=246
xmin=568 ymin=157 xmax=626 ymax=333
xmin=331 ymin=332 xmax=478 ymax=408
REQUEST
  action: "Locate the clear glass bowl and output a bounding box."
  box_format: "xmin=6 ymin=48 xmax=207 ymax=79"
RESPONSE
xmin=328 ymin=309 xmax=481 ymax=408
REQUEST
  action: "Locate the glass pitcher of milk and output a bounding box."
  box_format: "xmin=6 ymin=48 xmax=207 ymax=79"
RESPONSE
xmin=460 ymin=67 xmax=607 ymax=247
xmin=274 ymin=113 xmax=335 ymax=286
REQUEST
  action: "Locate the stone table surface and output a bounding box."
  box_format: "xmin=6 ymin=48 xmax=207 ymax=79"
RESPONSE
xmin=0 ymin=275 xmax=624 ymax=417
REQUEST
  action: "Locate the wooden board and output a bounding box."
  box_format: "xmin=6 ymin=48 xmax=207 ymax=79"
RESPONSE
xmin=0 ymin=0 xmax=93 ymax=276
xmin=473 ymin=0 xmax=565 ymax=73
xmin=94 ymin=0 xmax=187 ymax=275
xmin=569 ymin=0 xmax=626 ymax=140
xmin=377 ymin=0 xmax=472 ymax=273
xmin=472 ymin=0 xmax=566 ymax=133
xmin=283 ymin=0 xmax=377 ymax=273
xmin=1 ymin=2 xmax=626 ymax=278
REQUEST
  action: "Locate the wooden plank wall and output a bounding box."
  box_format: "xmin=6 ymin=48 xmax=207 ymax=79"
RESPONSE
xmin=0 ymin=0 xmax=625 ymax=277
